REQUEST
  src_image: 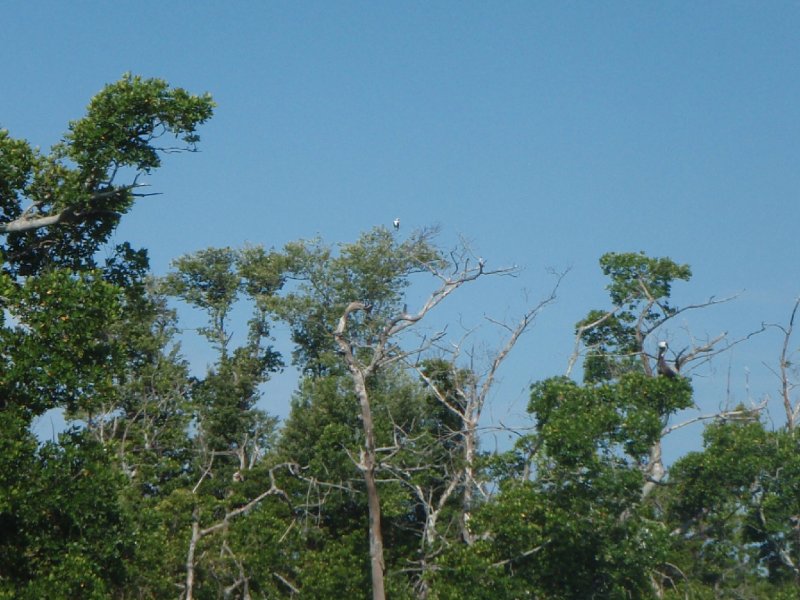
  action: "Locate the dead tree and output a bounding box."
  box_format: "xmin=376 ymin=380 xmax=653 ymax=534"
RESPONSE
xmin=332 ymin=254 xmax=512 ymax=600
xmin=410 ymin=274 xmax=563 ymax=547
xmin=765 ymin=297 xmax=800 ymax=431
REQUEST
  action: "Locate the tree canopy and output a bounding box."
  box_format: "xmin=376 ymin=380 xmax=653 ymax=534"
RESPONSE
xmin=1 ymin=76 xmax=798 ymax=599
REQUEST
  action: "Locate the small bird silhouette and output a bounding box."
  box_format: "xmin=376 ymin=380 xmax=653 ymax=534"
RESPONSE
xmin=393 ymin=217 xmax=400 ymax=230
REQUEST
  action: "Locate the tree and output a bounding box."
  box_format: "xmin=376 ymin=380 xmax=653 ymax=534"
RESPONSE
xmin=663 ymin=418 xmax=800 ymax=597
xmin=770 ymin=297 xmax=800 ymax=431
xmin=0 ymin=71 xmax=214 ymax=425
xmin=427 ymin=251 xmax=758 ymax=599
xmin=570 ymin=252 xmax=748 ymax=499
xmin=10 ymin=76 xmax=800 ymax=598
xmin=161 ymin=246 xmax=287 ymax=599
xmin=0 ymin=423 xmax=132 ymax=599
xmin=0 ymin=73 xmax=213 ymax=277
xmin=657 ymin=298 xmax=800 ymax=598
xmin=0 ymin=74 xmax=214 ymax=595
xmin=412 ymin=279 xmax=562 ymax=550
xmin=269 ymin=227 xmax=515 ymax=600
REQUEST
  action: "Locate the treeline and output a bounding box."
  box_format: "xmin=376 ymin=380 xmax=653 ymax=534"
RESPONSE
xmin=1 ymin=76 xmax=798 ymax=599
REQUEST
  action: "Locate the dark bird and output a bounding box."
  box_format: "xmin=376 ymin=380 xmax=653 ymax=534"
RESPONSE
xmin=393 ymin=217 xmax=400 ymax=230
xmin=656 ymin=341 xmax=678 ymax=378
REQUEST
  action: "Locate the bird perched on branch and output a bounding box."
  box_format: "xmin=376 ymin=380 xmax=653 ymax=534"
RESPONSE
xmin=656 ymin=341 xmax=678 ymax=378
xmin=393 ymin=217 xmax=400 ymax=230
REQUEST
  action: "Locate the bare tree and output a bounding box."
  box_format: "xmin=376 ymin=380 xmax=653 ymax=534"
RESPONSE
xmin=332 ymin=253 xmax=514 ymax=600
xmin=410 ymin=274 xmax=564 ymax=547
xmin=765 ymin=297 xmax=800 ymax=431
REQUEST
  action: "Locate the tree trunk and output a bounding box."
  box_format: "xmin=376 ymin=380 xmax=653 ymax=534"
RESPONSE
xmin=353 ymin=369 xmax=386 ymax=600
xmin=364 ymin=461 xmax=386 ymax=600
xmin=185 ymin=508 xmax=201 ymax=600
xmin=461 ymin=411 xmax=478 ymax=544
xmin=641 ymin=439 xmax=664 ymax=500
xmin=334 ymin=301 xmax=387 ymax=600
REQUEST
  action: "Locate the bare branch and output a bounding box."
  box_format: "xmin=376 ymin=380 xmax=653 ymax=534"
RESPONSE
xmin=644 ymin=293 xmax=741 ymax=341
xmin=199 ymin=463 xmax=295 ymax=537
xmin=273 ymin=571 xmax=300 ymax=595
xmin=383 ymin=262 xmax=504 ymax=341
xmin=183 ymin=463 xmax=297 ymax=600
xmin=411 ymin=363 xmax=465 ymax=420
xmin=490 ymin=542 xmax=549 ymax=568
xmin=674 ymin=332 xmax=728 ymax=371
xmin=192 ymin=449 xmax=215 ymax=494
xmin=566 ymin=305 xmax=623 ymax=378
xmin=0 ymin=183 xmax=148 ymax=234
xmin=776 ymin=297 xmax=800 ymax=429
xmin=675 ymin=325 xmax=766 ymax=375
xmin=661 ymin=401 xmax=766 ymax=436
xmin=478 ymin=270 xmax=565 ymax=407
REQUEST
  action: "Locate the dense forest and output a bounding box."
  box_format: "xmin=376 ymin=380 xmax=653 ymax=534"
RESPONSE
xmin=1 ymin=76 xmax=799 ymax=599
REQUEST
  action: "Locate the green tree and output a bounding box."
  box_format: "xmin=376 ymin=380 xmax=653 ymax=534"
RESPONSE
xmin=0 ymin=73 xmax=213 ymax=277
xmin=571 ymin=252 xmax=735 ymax=500
xmin=431 ymin=374 xmax=692 ymax=599
xmin=160 ymin=246 xmax=288 ymax=599
xmin=430 ymin=252 xmax=722 ymax=599
xmin=575 ymin=252 xmax=691 ymax=383
xmin=163 ymin=247 xmax=282 ymax=466
xmin=0 ymin=422 xmax=131 ymax=600
xmin=0 ymin=74 xmax=213 ymax=595
xmin=663 ymin=418 xmax=800 ymax=597
xmin=269 ymin=227 xmax=513 ymax=599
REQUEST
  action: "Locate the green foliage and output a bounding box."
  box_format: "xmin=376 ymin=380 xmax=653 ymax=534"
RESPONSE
xmin=0 ymin=129 xmax=36 ymax=219
xmin=162 ymin=246 xmax=283 ymax=469
xmin=1 ymin=74 xmax=213 ymax=277
xmin=279 ymin=375 xmax=362 ymax=479
xmin=530 ymin=374 xmax=692 ymax=465
xmin=0 ymin=422 xmax=130 ymax=598
xmin=578 ymin=252 xmax=691 ymax=383
xmin=296 ymin=530 xmax=371 ymax=599
xmin=463 ymin=251 xmax=698 ymax=599
xmin=0 ymin=74 xmax=213 ymax=598
xmin=114 ymin=245 xmax=290 ymax=598
xmin=599 ymin=251 xmax=691 ymax=309
xmin=5 ymin=76 xmax=800 ymax=598
xmin=271 ymin=226 xmax=442 ymax=374
xmin=163 ymin=247 xmax=242 ymax=352
xmin=65 ymin=73 xmax=213 ymax=177
xmin=464 ymin=372 xmax=692 ymax=598
xmin=275 ymin=361 xmax=477 ymax=595
xmin=432 ymin=475 xmax=668 ymax=599
xmin=110 ymin=291 xmax=195 ymax=499
xmin=0 ymin=269 xmax=125 ymax=417
xmin=663 ymin=419 xmax=800 ymax=595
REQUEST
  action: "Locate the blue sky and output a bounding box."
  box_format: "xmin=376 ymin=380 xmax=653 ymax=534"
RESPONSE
xmin=5 ymin=2 xmax=800 ymax=457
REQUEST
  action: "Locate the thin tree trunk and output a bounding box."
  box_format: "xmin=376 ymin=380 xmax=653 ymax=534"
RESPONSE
xmin=364 ymin=464 xmax=386 ymax=600
xmin=334 ymin=301 xmax=387 ymax=600
xmin=185 ymin=508 xmax=201 ymax=600
xmin=461 ymin=412 xmax=478 ymax=544
xmin=642 ymin=439 xmax=664 ymax=500
xmin=352 ymin=369 xmax=386 ymax=600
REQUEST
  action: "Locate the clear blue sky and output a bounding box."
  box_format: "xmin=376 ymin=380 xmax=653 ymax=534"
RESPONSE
xmin=5 ymin=2 xmax=799 ymax=457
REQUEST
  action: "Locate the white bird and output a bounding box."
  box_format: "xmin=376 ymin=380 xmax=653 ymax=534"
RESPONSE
xmin=393 ymin=218 xmax=400 ymax=230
